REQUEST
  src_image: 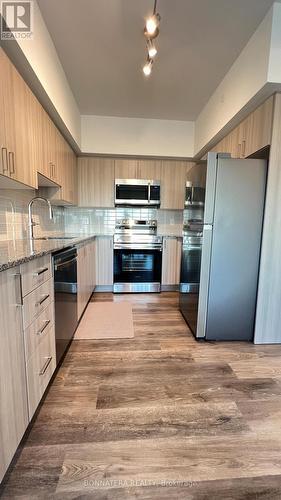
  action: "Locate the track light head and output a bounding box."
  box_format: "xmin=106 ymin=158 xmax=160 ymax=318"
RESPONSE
xmin=144 ymin=13 xmax=160 ymax=39
xmin=143 ymin=58 xmax=153 ymax=76
xmin=147 ymin=39 xmax=157 ymax=58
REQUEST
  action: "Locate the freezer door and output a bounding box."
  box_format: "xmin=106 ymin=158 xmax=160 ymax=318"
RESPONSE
xmin=203 ymin=152 xmax=218 ymax=224
xmin=205 ymin=158 xmax=267 ymax=341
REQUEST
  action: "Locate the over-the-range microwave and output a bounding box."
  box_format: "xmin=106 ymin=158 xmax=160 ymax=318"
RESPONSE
xmin=115 ymin=179 xmax=161 ymax=207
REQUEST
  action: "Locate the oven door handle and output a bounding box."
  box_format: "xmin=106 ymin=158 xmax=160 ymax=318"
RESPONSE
xmin=114 ymin=244 xmax=162 ymax=251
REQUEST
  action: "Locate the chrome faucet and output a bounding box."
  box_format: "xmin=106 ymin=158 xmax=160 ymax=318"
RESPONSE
xmin=28 ymin=197 xmax=53 ymax=239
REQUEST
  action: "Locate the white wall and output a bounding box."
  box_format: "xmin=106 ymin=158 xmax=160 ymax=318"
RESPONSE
xmin=194 ymin=5 xmax=274 ymax=155
xmin=81 ymin=115 xmax=194 ymax=157
xmin=268 ymin=3 xmax=281 ymax=82
xmin=15 ymin=0 xmax=81 ymax=147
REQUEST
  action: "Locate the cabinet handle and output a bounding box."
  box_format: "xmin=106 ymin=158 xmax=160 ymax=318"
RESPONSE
xmin=242 ymin=140 xmax=246 ymax=158
xmin=13 ymin=272 xmax=23 ymax=306
xmin=49 ymin=162 xmax=53 ymax=178
xmin=34 ymin=267 xmax=49 ymax=277
xmin=1 ymin=147 xmax=8 ymax=173
xmin=9 ymin=151 xmax=15 ymax=175
xmin=36 ymin=294 xmax=50 ymax=307
xmin=39 ymin=356 xmax=52 ymax=376
xmin=37 ymin=319 xmax=51 ymax=336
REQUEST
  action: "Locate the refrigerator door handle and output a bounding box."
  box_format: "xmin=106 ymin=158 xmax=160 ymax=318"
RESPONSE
xmin=196 ymin=225 xmax=213 ymax=338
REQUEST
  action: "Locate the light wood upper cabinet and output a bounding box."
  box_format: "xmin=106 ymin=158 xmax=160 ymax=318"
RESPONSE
xmin=39 ymin=124 xmax=77 ymax=205
xmin=0 ymin=267 xmax=29 ymax=482
xmin=0 ymin=48 xmax=15 ymax=178
xmin=210 ymin=96 xmax=274 ymax=159
xmin=41 ymin=111 xmax=60 ymax=183
xmin=161 ymin=161 xmax=195 ymax=209
xmin=138 ymin=159 xmax=161 ymax=179
xmin=115 ymin=159 xmax=161 ymax=180
xmin=244 ymin=95 xmax=274 ymax=157
xmin=11 ymin=67 xmax=38 ymax=188
xmin=0 ymin=48 xmax=37 ymax=187
xmin=114 ymin=159 xmax=139 ymax=179
xmin=161 ymin=237 xmax=182 ymax=286
xmin=78 ymin=157 xmax=115 ymax=207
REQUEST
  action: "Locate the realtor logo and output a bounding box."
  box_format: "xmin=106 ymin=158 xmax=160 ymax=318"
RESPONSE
xmin=1 ymin=1 xmax=33 ymax=39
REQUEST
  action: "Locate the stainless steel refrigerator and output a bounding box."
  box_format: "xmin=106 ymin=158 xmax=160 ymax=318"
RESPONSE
xmin=179 ymin=152 xmax=267 ymax=341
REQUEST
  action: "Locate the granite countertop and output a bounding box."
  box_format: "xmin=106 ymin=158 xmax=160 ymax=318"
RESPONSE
xmin=0 ymin=235 xmax=98 ymax=272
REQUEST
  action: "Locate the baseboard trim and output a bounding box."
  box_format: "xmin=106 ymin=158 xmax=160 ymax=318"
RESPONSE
xmin=161 ymin=285 xmax=179 ymax=292
xmin=95 ymin=285 xmax=113 ymax=292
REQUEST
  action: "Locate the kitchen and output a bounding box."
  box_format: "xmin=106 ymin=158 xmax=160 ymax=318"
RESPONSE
xmin=1 ymin=0 xmax=281 ymax=498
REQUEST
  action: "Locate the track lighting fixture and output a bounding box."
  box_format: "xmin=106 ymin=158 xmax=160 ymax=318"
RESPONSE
xmin=142 ymin=0 xmax=161 ymax=77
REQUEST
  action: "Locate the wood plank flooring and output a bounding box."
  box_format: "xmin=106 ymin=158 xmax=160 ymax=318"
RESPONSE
xmin=2 ymin=292 xmax=281 ymax=499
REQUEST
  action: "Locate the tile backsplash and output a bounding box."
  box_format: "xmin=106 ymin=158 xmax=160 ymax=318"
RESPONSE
xmin=0 ymin=189 xmax=64 ymax=240
xmin=64 ymin=207 xmax=183 ymax=236
xmin=0 ymin=190 xmax=184 ymax=240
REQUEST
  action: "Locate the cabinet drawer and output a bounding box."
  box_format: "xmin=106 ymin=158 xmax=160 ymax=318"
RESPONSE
xmin=21 ymin=255 xmax=52 ymax=297
xmin=24 ymin=301 xmax=54 ymax=362
xmin=26 ymin=325 xmax=56 ymax=419
xmin=23 ymin=278 xmax=54 ymax=329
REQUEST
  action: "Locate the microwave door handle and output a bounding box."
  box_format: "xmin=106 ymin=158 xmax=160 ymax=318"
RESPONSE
xmin=148 ymin=182 xmax=151 ymax=204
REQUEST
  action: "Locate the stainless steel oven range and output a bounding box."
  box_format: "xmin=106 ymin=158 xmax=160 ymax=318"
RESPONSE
xmin=113 ymin=219 xmax=162 ymax=293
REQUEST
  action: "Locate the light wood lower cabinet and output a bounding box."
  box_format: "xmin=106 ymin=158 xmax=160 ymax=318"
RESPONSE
xmin=95 ymin=237 xmax=113 ymax=287
xmin=0 ymin=267 xmax=29 ymax=483
xmin=77 ymin=240 xmax=96 ymax=319
xmin=20 ymin=256 xmax=56 ymax=421
xmin=161 ymin=237 xmax=182 ymax=286
xmin=26 ymin=323 xmax=56 ymax=419
xmin=21 ymin=254 xmax=52 ymax=297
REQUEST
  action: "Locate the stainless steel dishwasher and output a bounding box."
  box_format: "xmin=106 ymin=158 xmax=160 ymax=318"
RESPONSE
xmin=53 ymin=247 xmax=78 ymax=364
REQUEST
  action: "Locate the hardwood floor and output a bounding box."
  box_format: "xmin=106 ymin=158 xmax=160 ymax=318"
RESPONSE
xmin=2 ymin=292 xmax=281 ymax=499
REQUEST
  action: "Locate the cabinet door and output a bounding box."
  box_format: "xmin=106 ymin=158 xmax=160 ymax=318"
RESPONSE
xmin=114 ymin=159 xmax=139 ymax=179
xmin=11 ymin=64 xmax=38 ymax=188
xmin=161 ymin=161 xmax=194 ymax=209
xmin=42 ymin=111 xmax=60 ymax=182
xmin=77 ymin=246 xmax=86 ymax=319
xmin=78 ymin=157 xmax=114 ymax=207
xmin=0 ymin=267 xmax=28 ymax=482
xmin=0 ymin=48 xmax=16 ymax=178
xmin=88 ymin=240 xmax=96 ymax=292
xmin=161 ymin=237 xmax=182 ymax=285
xmin=245 ymin=96 xmax=274 ymax=157
xmin=138 ymin=159 xmax=161 ymax=179
xmin=95 ymin=237 xmax=113 ymax=286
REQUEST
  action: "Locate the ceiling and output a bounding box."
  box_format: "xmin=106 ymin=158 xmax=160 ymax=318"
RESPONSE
xmin=38 ymin=0 xmax=275 ymax=121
